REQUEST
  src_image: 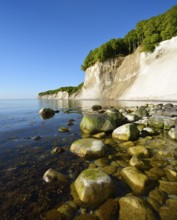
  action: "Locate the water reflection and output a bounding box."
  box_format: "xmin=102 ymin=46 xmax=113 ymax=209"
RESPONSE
xmin=38 ymin=99 xmax=177 ymax=113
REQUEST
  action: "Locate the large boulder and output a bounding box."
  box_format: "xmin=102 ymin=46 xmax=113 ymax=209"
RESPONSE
xmin=71 ymin=168 xmax=114 ymax=208
xmin=148 ymin=115 xmax=164 ymax=129
xmin=80 ymin=109 xmax=123 ymax=134
xmin=112 ymin=123 xmax=139 ymax=141
xmin=148 ymin=115 xmax=175 ymax=130
xmin=120 ymin=166 xmax=154 ymax=195
xmin=70 ymin=138 xmax=106 ymax=159
xmin=119 ymin=195 xmax=156 ymax=220
xmin=39 ymin=108 xmax=55 ymax=119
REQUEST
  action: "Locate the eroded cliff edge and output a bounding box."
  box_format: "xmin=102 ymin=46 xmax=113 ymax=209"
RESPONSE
xmin=75 ymin=37 xmax=177 ymax=101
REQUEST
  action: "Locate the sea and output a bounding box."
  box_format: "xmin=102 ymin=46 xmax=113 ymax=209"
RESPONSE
xmin=0 ymin=99 xmax=175 ymax=219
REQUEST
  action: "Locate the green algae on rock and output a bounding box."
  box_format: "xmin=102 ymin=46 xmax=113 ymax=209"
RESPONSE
xmin=71 ymin=168 xmax=114 ymax=209
xmin=70 ymin=138 xmax=106 ymax=159
xmin=112 ymin=123 xmax=139 ymax=141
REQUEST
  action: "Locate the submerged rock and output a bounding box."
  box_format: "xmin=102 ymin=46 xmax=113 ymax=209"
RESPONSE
xmin=112 ymin=123 xmax=139 ymax=141
xmin=95 ymin=199 xmax=118 ymax=220
xmin=127 ymin=145 xmax=149 ymax=158
xmin=92 ymin=105 xmax=102 ymax=111
xmin=70 ymin=138 xmax=106 ymax=159
xmin=39 ymin=108 xmax=55 ymax=119
xmin=71 ymin=168 xmax=114 ymax=208
xmin=43 ymin=168 xmax=67 ymax=184
xmin=119 ymin=195 xmax=156 ymax=220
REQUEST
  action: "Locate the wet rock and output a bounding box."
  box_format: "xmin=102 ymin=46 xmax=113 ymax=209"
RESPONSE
xmin=135 ymin=107 xmax=149 ymax=118
xmin=71 ymin=168 xmax=114 ymax=208
xmin=95 ymin=199 xmax=118 ymax=220
xmin=94 ymin=158 xmax=110 ymax=167
xmin=70 ymin=138 xmax=106 ymax=159
xmin=125 ymin=113 xmax=139 ymax=122
xmin=57 ymin=201 xmax=77 ymax=220
xmin=168 ymin=128 xmax=176 ymax=140
xmin=149 ymin=188 xmax=167 ymax=205
xmin=147 ymin=197 xmax=161 ymax=212
xmin=145 ymin=167 xmax=165 ymax=180
xmin=159 ymin=198 xmax=177 ymax=220
xmin=43 ymin=168 xmax=67 ymax=184
xmin=119 ymin=195 xmax=156 ymax=220
xmin=120 ymin=166 xmax=154 ymax=195
xmin=148 ymin=115 xmax=164 ymax=129
xmin=102 ymin=165 xmax=118 ymax=175
xmin=39 ymin=108 xmax=55 ymax=119
xmin=58 ymin=127 xmax=70 ymax=132
xmin=92 ymin=105 xmax=102 ymax=111
xmin=128 ymin=145 xmax=149 ymax=158
xmin=92 ymin=132 xmax=106 ymax=139
xmin=80 ymin=109 xmax=123 ymax=134
xmin=163 ymin=117 xmax=176 ymax=130
xmin=164 ymin=168 xmax=177 ymax=182
xmin=129 ymin=155 xmax=145 ymax=169
xmin=159 ymin=180 xmax=177 ymax=195
xmin=119 ymin=141 xmax=135 ymax=148
xmin=141 ymin=127 xmax=156 ymax=136
xmin=112 ymin=123 xmax=139 ymax=141
xmin=51 ymin=147 xmax=65 ymax=155
xmin=55 ymin=110 xmax=60 ymax=113
xmin=31 ymin=136 xmax=41 ymax=141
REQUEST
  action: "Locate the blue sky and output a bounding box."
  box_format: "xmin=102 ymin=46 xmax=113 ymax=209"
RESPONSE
xmin=0 ymin=0 xmax=177 ymax=99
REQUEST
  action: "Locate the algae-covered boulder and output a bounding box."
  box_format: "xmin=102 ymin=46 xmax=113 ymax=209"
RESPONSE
xmin=80 ymin=109 xmax=123 ymax=134
xmin=135 ymin=106 xmax=149 ymax=118
xmin=120 ymin=166 xmax=154 ymax=195
xmin=112 ymin=123 xmax=139 ymax=141
xmin=71 ymin=168 xmax=114 ymax=208
xmin=119 ymin=195 xmax=156 ymax=220
xmin=70 ymin=138 xmax=106 ymax=159
xmin=39 ymin=108 xmax=55 ymax=119
xmin=148 ymin=115 xmax=164 ymax=129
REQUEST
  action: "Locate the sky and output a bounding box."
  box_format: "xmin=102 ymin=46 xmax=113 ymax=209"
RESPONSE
xmin=0 ymin=0 xmax=177 ymax=99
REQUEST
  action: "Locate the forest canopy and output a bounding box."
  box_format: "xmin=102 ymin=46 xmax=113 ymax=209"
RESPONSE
xmin=38 ymin=83 xmax=83 ymax=96
xmin=81 ymin=5 xmax=177 ymax=71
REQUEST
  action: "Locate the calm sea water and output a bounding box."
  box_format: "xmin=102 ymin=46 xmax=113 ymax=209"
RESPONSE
xmin=0 ymin=99 xmax=175 ymax=219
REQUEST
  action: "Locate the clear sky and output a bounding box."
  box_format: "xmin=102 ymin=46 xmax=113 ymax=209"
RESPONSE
xmin=0 ymin=0 xmax=177 ymax=99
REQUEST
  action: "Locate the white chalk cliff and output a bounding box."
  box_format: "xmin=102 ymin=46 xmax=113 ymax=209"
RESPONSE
xmin=76 ymin=37 xmax=177 ymax=101
xmin=38 ymin=91 xmax=69 ymax=100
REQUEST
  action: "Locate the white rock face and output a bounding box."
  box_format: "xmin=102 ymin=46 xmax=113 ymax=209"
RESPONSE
xmin=76 ymin=37 xmax=177 ymax=101
xmin=38 ymin=91 xmax=69 ymax=99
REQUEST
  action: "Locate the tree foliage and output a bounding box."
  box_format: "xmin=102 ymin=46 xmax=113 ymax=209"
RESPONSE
xmin=38 ymin=83 xmax=83 ymax=96
xmin=81 ymin=5 xmax=177 ymax=71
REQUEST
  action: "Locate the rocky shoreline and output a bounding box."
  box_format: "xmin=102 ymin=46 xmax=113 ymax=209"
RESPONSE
xmin=42 ymin=103 xmax=177 ymax=220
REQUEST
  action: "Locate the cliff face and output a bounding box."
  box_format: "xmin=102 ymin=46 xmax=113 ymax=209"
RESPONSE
xmin=38 ymin=91 xmax=69 ymax=100
xmin=76 ymin=37 xmax=177 ymax=101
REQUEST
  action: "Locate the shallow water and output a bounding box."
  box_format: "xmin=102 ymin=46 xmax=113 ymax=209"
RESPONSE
xmin=0 ymin=99 xmax=177 ymax=220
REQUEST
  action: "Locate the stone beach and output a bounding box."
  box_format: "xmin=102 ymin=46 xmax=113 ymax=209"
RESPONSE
xmin=43 ymin=103 xmax=177 ymax=220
